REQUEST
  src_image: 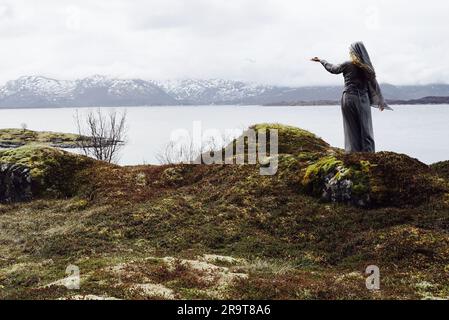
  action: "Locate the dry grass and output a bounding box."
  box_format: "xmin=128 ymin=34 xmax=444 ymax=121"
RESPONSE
xmin=0 ymin=123 xmax=448 ymax=299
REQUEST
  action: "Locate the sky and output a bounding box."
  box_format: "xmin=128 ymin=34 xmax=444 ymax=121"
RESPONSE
xmin=0 ymin=0 xmax=448 ymax=86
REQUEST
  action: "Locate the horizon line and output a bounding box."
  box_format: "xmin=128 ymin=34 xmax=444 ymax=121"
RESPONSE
xmin=1 ymin=74 xmax=448 ymax=89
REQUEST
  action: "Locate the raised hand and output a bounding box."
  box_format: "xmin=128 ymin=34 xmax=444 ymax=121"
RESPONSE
xmin=310 ymin=57 xmax=321 ymax=62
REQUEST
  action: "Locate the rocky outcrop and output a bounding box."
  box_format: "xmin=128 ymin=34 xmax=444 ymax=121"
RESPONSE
xmin=229 ymin=123 xmax=448 ymax=207
xmin=0 ymin=163 xmax=32 ymax=203
xmin=0 ymin=145 xmax=98 ymax=203
xmin=300 ymin=152 xmax=447 ymax=207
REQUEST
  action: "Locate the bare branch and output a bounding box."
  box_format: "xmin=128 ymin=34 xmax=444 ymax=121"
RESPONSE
xmin=74 ymin=108 xmax=127 ymax=164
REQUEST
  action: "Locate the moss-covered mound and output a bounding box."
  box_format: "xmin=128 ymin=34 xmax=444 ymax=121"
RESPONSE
xmin=300 ymin=152 xmax=447 ymax=207
xmin=0 ymin=145 xmax=97 ymax=199
xmin=0 ymin=128 xmax=83 ymax=148
xmin=212 ymin=123 xmax=333 ymax=165
xmin=218 ymin=123 xmax=447 ymax=207
xmin=249 ymin=123 xmax=331 ymax=154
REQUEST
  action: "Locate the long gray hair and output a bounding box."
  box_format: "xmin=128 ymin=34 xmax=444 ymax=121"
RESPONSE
xmin=350 ymin=42 xmax=388 ymax=109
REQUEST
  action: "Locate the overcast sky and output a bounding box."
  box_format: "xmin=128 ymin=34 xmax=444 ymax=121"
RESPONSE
xmin=0 ymin=0 xmax=448 ymax=86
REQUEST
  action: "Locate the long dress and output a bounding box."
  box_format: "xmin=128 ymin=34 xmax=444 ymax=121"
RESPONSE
xmin=320 ymin=60 xmax=375 ymax=153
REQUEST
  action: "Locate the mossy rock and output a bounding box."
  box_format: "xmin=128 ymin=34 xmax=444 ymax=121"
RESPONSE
xmin=0 ymin=145 xmax=96 ymax=199
xmin=301 ymin=151 xmax=447 ymax=207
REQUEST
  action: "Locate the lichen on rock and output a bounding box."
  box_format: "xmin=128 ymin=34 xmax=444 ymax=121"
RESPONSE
xmin=301 ymin=155 xmax=372 ymax=206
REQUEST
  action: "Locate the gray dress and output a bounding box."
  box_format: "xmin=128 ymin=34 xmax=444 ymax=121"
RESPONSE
xmin=320 ymin=60 xmax=375 ymax=153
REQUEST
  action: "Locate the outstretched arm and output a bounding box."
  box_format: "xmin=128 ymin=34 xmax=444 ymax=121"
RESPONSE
xmin=311 ymin=57 xmax=345 ymax=74
xmin=320 ymin=60 xmax=345 ymax=74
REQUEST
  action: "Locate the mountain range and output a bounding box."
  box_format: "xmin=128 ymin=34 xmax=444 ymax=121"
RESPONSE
xmin=0 ymin=75 xmax=449 ymax=108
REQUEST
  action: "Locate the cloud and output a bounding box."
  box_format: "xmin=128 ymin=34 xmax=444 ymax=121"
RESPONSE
xmin=0 ymin=0 xmax=447 ymax=86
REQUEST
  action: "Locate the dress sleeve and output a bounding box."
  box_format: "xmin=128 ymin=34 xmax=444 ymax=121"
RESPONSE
xmin=320 ymin=60 xmax=346 ymax=74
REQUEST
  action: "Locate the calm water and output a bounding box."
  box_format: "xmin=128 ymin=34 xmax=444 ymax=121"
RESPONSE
xmin=0 ymin=105 xmax=448 ymax=165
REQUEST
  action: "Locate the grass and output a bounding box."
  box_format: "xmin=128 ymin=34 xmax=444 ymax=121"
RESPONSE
xmin=0 ymin=123 xmax=448 ymax=299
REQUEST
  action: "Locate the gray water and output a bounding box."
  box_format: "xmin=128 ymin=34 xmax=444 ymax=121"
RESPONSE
xmin=0 ymin=105 xmax=448 ymax=165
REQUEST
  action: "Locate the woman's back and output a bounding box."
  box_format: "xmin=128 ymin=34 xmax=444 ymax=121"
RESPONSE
xmin=311 ymin=41 xmax=389 ymax=153
xmin=341 ymin=62 xmax=369 ymax=94
xmin=320 ymin=60 xmax=369 ymax=94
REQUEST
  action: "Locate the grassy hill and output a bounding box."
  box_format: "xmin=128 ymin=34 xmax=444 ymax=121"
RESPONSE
xmin=0 ymin=124 xmax=448 ymax=300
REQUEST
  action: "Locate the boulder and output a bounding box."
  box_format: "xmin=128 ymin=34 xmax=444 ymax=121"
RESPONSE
xmin=0 ymin=163 xmax=32 ymax=203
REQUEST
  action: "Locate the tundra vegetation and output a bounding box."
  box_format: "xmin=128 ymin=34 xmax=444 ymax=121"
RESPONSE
xmin=0 ymin=123 xmax=448 ymax=300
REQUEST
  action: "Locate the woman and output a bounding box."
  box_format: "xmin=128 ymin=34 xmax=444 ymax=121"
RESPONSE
xmin=311 ymin=42 xmax=389 ymax=153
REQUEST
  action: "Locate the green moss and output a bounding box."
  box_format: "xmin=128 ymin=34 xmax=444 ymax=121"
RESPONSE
xmin=0 ymin=128 xmax=82 ymax=148
xmin=0 ymin=145 xmax=58 ymax=179
xmin=0 ymin=145 xmax=96 ymax=198
xmin=299 ymin=150 xmax=447 ymax=207
xmin=348 ymin=161 xmax=373 ymax=196
xmin=302 ymin=156 xmax=343 ymax=192
xmin=250 ymin=123 xmax=331 ymax=154
xmin=222 ymin=123 xmax=331 ymax=163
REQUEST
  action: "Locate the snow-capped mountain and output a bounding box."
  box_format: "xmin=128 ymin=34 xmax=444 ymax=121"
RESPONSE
xmin=0 ymin=75 xmax=178 ymax=108
xmin=0 ymin=76 xmax=75 ymax=97
xmin=0 ymin=76 xmax=76 ymax=107
xmin=71 ymin=75 xmax=178 ymax=106
xmin=159 ymin=79 xmax=449 ymax=104
xmin=1 ymin=75 xmax=449 ymax=108
xmin=157 ymin=79 xmax=275 ymax=104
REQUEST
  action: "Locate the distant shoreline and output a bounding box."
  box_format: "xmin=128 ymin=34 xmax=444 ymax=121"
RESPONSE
xmin=0 ymin=96 xmax=449 ymax=110
xmin=263 ymin=96 xmax=449 ymax=106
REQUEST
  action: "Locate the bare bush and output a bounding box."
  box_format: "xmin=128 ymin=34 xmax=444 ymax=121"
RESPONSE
xmin=156 ymin=138 xmax=200 ymax=164
xmin=75 ymin=109 xmax=127 ymax=163
xmin=156 ymin=131 xmax=237 ymax=165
